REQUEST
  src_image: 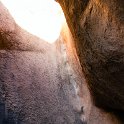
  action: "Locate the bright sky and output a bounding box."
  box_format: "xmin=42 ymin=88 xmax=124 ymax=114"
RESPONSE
xmin=1 ymin=0 xmax=65 ymax=43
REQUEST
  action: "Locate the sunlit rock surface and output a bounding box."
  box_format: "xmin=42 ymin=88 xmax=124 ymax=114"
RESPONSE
xmin=0 ymin=2 xmax=84 ymax=124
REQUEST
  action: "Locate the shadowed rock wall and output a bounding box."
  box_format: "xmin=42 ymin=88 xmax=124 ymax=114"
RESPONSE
xmin=59 ymin=21 xmax=122 ymax=124
xmin=57 ymin=0 xmax=124 ymax=113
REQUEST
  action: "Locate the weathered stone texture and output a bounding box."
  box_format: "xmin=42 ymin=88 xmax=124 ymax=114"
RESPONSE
xmin=0 ymin=2 xmax=84 ymax=124
xmin=57 ymin=0 xmax=124 ymax=111
xmin=0 ymin=0 xmax=124 ymax=123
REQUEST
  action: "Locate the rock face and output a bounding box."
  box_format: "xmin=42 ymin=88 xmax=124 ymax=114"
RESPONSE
xmin=0 ymin=1 xmax=124 ymax=124
xmin=57 ymin=0 xmax=124 ymax=115
xmin=60 ymin=20 xmax=122 ymax=124
xmin=0 ymin=2 xmax=85 ymax=124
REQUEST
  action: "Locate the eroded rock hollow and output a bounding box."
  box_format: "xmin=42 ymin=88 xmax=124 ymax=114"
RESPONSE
xmin=0 ymin=0 xmax=124 ymax=124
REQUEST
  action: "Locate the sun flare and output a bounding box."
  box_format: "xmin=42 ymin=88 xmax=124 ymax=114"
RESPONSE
xmin=1 ymin=0 xmax=65 ymax=43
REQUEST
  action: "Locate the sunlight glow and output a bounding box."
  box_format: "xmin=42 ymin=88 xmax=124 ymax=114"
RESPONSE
xmin=1 ymin=0 xmax=65 ymax=43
